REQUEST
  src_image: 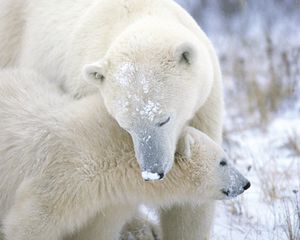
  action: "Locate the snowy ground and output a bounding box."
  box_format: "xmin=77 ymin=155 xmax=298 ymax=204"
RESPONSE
xmin=213 ymin=107 xmax=300 ymax=240
xmin=174 ymin=0 xmax=300 ymax=239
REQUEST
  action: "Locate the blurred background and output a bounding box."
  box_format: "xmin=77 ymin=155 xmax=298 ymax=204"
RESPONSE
xmin=174 ymin=0 xmax=300 ymax=239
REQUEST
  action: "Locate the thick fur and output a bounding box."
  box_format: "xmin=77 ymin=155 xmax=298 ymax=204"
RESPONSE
xmin=0 ymin=0 xmax=224 ymax=238
xmin=0 ymin=69 xmax=233 ymax=240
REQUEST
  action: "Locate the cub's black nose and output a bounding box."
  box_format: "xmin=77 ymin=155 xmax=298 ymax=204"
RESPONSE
xmin=243 ymin=181 xmax=251 ymax=190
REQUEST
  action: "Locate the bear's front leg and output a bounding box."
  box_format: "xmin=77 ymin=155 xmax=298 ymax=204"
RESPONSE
xmin=120 ymin=215 xmax=161 ymax=240
xmin=160 ymin=203 xmax=215 ymax=240
xmin=3 ymin=174 xmax=100 ymax=240
xmin=66 ymin=205 xmax=136 ymax=240
xmin=161 ymin=126 xmax=216 ymax=240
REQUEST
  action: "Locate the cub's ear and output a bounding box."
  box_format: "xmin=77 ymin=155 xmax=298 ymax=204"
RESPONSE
xmin=82 ymin=61 xmax=106 ymax=85
xmin=174 ymin=43 xmax=196 ymax=65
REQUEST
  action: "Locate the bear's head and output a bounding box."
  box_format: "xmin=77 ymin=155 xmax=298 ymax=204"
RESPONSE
xmin=83 ymin=20 xmax=214 ymax=180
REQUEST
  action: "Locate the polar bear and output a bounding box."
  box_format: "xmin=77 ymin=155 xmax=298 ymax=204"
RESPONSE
xmin=0 ymin=69 xmax=250 ymax=240
xmin=0 ymin=0 xmax=224 ymax=238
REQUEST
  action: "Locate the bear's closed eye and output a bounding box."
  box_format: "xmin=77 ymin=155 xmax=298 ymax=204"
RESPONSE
xmin=157 ymin=117 xmax=170 ymax=127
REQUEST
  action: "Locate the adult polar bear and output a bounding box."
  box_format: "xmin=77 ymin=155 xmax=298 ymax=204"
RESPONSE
xmin=0 ymin=0 xmax=223 ymax=239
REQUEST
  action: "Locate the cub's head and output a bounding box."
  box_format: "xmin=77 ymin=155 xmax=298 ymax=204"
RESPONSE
xmin=181 ymin=128 xmax=251 ymax=201
xmin=83 ymin=21 xmax=214 ymax=180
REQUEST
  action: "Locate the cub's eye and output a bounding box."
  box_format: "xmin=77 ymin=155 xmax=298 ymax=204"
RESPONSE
xmin=157 ymin=117 xmax=170 ymax=127
xmin=220 ymin=159 xmax=227 ymax=166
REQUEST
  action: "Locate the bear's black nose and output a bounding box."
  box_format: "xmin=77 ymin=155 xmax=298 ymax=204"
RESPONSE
xmin=243 ymin=181 xmax=251 ymax=190
xmin=158 ymin=172 xmax=164 ymax=180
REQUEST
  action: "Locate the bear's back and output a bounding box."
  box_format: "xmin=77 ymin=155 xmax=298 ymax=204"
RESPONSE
xmin=0 ymin=69 xmax=70 ymax=219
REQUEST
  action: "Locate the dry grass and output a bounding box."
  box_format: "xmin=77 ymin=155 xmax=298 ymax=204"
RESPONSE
xmin=254 ymin=161 xmax=280 ymax=202
xmin=217 ymin=139 xmax=300 ymax=239
xmin=281 ymin=194 xmax=300 ymax=240
xmin=223 ymin=33 xmax=300 ymax=127
xmin=282 ymin=134 xmax=300 ymax=157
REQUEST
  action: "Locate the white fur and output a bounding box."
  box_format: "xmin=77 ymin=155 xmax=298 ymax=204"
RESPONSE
xmin=0 ymin=69 xmax=247 ymax=240
xmin=0 ymin=0 xmax=224 ymax=238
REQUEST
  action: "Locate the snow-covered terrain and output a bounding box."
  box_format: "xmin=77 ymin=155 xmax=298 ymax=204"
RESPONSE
xmin=213 ymin=112 xmax=300 ymax=240
xmin=175 ymin=0 xmax=300 ymax=239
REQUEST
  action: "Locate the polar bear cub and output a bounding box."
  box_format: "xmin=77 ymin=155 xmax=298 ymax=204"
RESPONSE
xmin=0 ymin=69 xmax=250 ymax=240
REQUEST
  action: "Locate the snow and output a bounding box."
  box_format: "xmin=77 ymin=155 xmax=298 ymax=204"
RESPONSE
xmin=142 ymin=171 xmax=161 ymax=181
xmin=212 ymin=111 xmax=300 ymax=239
xmin=226 ymin=168 xmax=246 ymax=198
xmin=115 ymin=63 xmax=135 ymax=87
xmin=140 ymin=74 xmax=150 ymax=94
xmin=114 ymin=62 xmax=164 ymax=123
xmin=138 ymin=100 xmax=161 ymax=122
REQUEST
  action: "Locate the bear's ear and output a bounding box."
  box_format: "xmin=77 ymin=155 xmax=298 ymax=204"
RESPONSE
xmin=82 ymin=61 xmax=105 ymax=85
xmin=174 ymin=43 xmax=196 ymax=65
